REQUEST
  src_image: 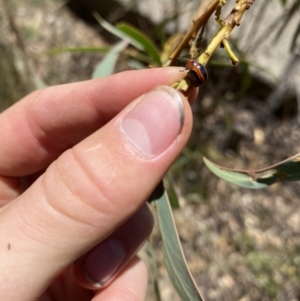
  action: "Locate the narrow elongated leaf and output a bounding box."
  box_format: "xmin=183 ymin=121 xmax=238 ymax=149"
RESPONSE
xmin=34 ymin=77 xmax=48 ymax=89
xmin=153 ymin=190 xmax=205 ymax=301
xmin=45 ymin=46 xmax=111 ymax=55
xmin=127 ymin=59 xmax=146 ymax=70
xmin=204 ymin=152 xmax=300 ymax=189
xmin=116 ymin=23 xmax=161 ymax=66
xmin=93 ymin=12 xmax=144 ymax=51
xmin=203 ymin=158 xmax=268 ymax=189
xmin=168 ymin=184 xmax=179 ymax=208
xmin=92 ymin=40 xmax=128 ymax=79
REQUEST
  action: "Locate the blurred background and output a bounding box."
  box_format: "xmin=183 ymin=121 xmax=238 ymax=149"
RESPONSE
xmin=1 ymin=0 xmax=300 ymax=300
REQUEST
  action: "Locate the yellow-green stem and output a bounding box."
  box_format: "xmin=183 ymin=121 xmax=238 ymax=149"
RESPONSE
xmin=174 ymin=0 xmax=255 ymax=96
xmin=222 ymin=38 xmax=239 ymax=65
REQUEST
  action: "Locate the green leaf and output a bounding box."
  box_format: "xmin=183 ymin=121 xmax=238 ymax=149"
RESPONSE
xmin=93 ymin=12 xmax=144 ymax=51
xmin=91 ymin=40 xmax=128 ymax=79
xmin=92 ymin=13 xmax=161 ymax=66
xmin=153 ymin=190 xmax=205 ymax=301
xmin=167 ymin=184 xmax=179 ymax=208
xmin=116 ymin=23 xmax=161 ymax=66
xmin=126 ymin=59 xmax=146 ymax=70
xmin=45 ymin=46 xmax=111 ymax=55
xmin=34 ymin=77 xmax=48 ymax=89
xmin=203 ymin=158 xmax=268 ymax=189
xmin=281 ymin=0 xmax=287 ymax=6
xmin=203 ymin=153 xmax=300 ymax=189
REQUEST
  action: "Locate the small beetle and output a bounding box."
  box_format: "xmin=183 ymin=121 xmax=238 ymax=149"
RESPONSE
xmin=185 ymin=58 xmax=208 ymax=87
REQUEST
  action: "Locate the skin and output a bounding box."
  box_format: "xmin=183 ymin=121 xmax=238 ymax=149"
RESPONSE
xmin=0 ymin=67 xmax=194 ymax=301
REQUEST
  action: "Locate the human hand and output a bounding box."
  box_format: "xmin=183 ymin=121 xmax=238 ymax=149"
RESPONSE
xmin=0 ymin=67 xmax=193 ymax=301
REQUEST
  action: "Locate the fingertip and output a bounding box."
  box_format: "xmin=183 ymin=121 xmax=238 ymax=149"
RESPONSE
xmin=187 ymin=87 xmax=199 ymax=104
xmin=73 ymin=204 xmax=153 ymax=290
xmin=91 ymin=257 xmax=148 ymax=301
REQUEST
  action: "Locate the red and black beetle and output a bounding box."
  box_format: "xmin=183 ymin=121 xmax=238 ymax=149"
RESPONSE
xmin=185 ymin=58 xmax=208 ymax=87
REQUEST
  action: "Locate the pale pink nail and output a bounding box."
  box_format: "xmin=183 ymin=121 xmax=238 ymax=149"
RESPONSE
xmin=120 ymin=86 xmax=184 ymax=157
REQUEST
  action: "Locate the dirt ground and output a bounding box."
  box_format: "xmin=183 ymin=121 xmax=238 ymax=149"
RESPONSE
xmin=1 ymin=1 xmax=300 ymax=300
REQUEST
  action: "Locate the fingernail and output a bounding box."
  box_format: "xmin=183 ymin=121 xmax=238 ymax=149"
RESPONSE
xmin=120 ymin=86 xmax=184 ymax=157
xmin=83 ymin=238 xmax=127 ymax=287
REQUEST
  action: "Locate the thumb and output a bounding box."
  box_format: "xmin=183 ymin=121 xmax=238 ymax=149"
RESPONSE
xmin=0 ymin=86 xmax=193 ymax=300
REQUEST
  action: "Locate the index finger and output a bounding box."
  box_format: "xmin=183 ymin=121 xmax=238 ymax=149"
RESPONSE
xmin=0 ymin=67 xmax=185 ymax=176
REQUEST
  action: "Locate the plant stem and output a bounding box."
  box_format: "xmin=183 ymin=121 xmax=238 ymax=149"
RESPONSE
xmin=174 ymin=0 xmax=256 ymax=96
xmin=199 ymin=0 xmax=256 ymax=66
xmin=168 ymin=0 xmax=219 ymax=66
